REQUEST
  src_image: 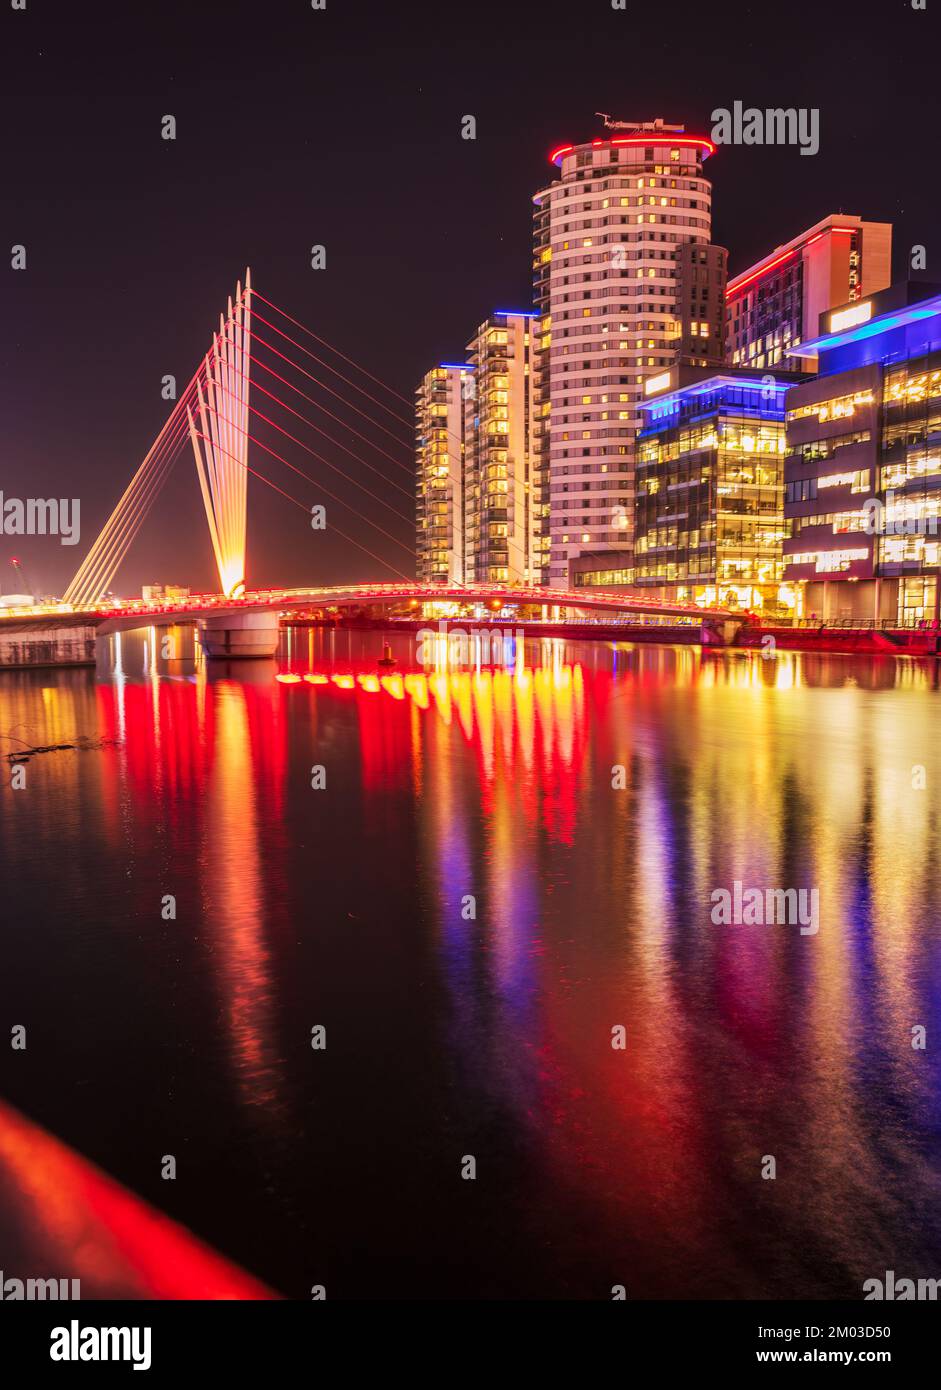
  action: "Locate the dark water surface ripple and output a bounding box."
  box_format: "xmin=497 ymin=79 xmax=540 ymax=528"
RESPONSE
xmin=2 ymin=629 xmax=941 ymax=1299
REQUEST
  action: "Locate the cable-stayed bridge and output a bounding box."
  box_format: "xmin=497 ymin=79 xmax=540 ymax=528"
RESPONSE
xmin=62 ymin=269 xmax=421 ymax=609
xmin=3 ymin=273 xmax=736 ymax=660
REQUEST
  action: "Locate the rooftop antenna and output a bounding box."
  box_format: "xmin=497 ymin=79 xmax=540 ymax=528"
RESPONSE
xmin=595 ymin=113 xmax=685 ymax=133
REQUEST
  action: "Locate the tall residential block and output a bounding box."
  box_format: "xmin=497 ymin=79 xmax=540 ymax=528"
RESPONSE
xmin=725 ymin=214 xmax=892 ymax=372
xmin=532 ymin=118 xmax=722 ymax=585
xmin=415 ymin=363 xmax=471 ymax=584
xmin=462 ymin=311 xmax=537 ymax=584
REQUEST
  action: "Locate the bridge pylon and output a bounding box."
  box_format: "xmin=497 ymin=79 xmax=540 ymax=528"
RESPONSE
xmin=186 ymin=270 xmax=252 ymax=599
xmin=62 ymin=272 xmax=252 ymax=608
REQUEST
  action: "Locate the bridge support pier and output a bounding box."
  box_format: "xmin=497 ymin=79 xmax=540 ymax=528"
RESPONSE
xmin=198 ymin=611 xmax=279 ymax=660
xmin=700 ymin=618 xmax=743 ymax=647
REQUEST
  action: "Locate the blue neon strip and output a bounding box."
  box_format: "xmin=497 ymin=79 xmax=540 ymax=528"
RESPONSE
xmin=795 ymin=294 xmax=941 ymax=357
xmin=438 ymin=363 xmax=475 ymax=370
xmin=640 ymin=374 xmax=790 ymax=414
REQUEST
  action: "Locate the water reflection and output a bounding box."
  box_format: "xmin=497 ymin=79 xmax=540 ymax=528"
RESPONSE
xmin=2 ymin=631 xmax=941 ymax=1297
xmin=201 ymin=681 xmax=284 ymax=1112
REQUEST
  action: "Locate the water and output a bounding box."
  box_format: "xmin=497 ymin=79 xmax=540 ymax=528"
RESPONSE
xmin=2 ymin=628 xmax=941 ymax=1299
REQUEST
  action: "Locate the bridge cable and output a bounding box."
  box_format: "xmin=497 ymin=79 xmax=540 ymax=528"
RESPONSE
xmin=245 ymin=348 xmax=416 ymax=479
xmin=198 ymin=404 xmax=415 ymax=557
xmin=66 ymin=376 xmax=206 ymax=604
xmin=206 ymin=358 xmax=415 ymax=512
xmin=250 ymin=318 xmax=412 ymax=449
xmin=192 ymin=429 xmax=413 ymax=581
xmin=250 ymin=289 xmax=414 ymax=411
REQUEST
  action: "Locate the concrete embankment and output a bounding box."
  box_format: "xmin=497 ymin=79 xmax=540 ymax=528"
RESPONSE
xmin=0 ymin=618 xmax=97 ymax=670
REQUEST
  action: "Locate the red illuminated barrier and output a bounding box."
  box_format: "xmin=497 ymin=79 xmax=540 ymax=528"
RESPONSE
xmin=0 ymin=1100 xmax=275 ymax=1300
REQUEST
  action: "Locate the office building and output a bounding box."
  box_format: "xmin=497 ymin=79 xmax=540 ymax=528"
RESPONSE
xmin=784 ymin=281 xmax=941 ymax=624
xmin=574 ymin=365 xmax=804 ymax=614
xmin=726 ymin=214 xmax=892 ymax=372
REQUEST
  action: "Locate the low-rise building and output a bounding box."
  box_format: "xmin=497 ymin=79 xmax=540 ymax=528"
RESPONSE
xmin=141 ymin=584 xmax=191 ymax=602
xmin=577 ymin=365 xmax=804 ymax=616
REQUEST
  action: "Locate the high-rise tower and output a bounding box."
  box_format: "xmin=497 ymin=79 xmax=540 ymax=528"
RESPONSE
xmin=415 ymin=364 xmax=471 ymax=584
xmin=532 ymin=118 xmax=719 ymax=585
xmin=462 ymin=311 xmax=536 ymax=584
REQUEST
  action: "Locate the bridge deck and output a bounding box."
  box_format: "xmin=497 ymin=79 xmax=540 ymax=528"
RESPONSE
xmin=1 ymin=582 xmax=735 ymax=630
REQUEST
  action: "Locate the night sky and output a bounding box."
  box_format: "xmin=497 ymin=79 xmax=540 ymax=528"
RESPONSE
xmin=2 ymin=0 xmax=938 ymax=597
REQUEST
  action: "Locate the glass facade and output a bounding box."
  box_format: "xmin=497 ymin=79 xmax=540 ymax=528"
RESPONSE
xmin=634 ymin=377 xmax=791 ymax=612
xmin=781 ymin=286 xmax=941 ymax=623
xmin=728 ymin=254 xmax=806 ymax=369
xmin=877 ymin=354 xmax=941 ymax=576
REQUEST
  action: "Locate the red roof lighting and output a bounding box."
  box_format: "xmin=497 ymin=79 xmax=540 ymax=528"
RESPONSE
xmin=726 ymin=248 xmax=798 ymax=300
xmin=727 ymin=226 xmax=860 ymax=298
xmin=548 ymin=135 xmax=715 ymax=167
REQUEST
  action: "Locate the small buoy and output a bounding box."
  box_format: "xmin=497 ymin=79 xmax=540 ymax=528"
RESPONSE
xmin=378 ymin=642 xmax=396 ymax=667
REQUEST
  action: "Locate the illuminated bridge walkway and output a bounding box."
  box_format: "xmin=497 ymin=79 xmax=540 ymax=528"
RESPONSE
xmin=88 ymin=582 xmax=733 ymax=627
xmin=0 ymin=582 xmax=735 ymax=631
xmin=0 ymin=583 xmax=739 ymax=665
